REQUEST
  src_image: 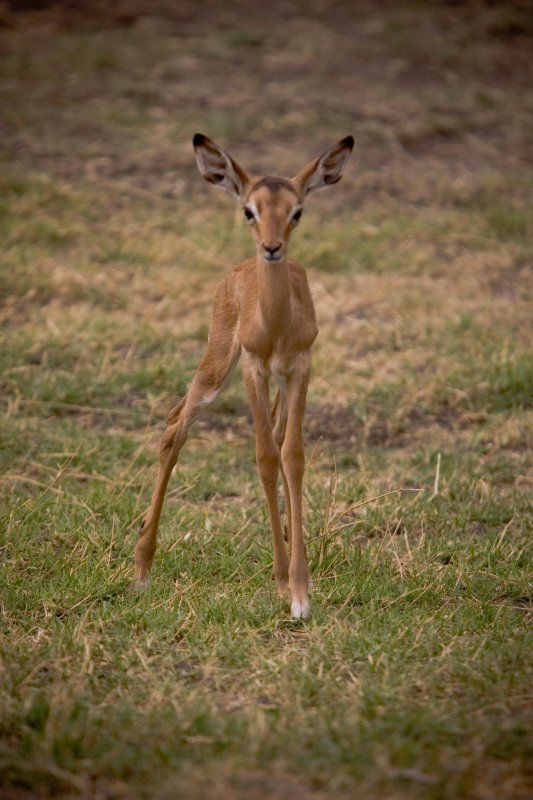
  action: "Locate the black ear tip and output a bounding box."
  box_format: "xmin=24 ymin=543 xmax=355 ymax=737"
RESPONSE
xmin=193 ymin=133 xmax=207 ymax=147
xmin=342 ymin=135 xmax=354 ymax=149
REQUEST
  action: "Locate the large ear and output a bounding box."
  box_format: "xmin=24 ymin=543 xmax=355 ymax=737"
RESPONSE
xmin=292 ymin=136 xmax=354 ymax=197
xmin=193 ymin=133 xmax=250 ymax=200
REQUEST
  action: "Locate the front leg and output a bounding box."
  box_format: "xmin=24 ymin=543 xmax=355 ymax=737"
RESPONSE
xmin=281 ymin=354 xmax=311 ymax=618
xmin=243 ymin=362 xmax=289 ymax=597
xmin=272 ymin=389 xmax=292 ymax=549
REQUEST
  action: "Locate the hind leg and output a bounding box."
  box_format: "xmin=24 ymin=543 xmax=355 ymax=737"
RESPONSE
xmin=134 ymin=285 xmax=240 ymax=587
xmin=134 ymin=395 xmax=190 ymax=587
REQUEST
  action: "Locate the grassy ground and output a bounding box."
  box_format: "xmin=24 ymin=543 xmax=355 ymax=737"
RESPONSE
xmin=1 ymin=2 xmax=532 ymax=798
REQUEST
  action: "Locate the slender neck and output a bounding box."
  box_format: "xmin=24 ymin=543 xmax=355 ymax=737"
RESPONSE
xmin=256 ymin=254 xmax=292 ymax=332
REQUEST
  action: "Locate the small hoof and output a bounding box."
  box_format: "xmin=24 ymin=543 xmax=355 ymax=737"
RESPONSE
xmin=132 ymin=577 xmax=150 ymax=591
xmin=290 ymin=598 xmax=310 ymax=619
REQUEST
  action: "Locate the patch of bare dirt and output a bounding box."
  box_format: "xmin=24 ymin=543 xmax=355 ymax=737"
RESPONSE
xmin=197 ymin=401 xmax=362 ymax=447
xmin=161 ymin=769 xmax=390 ymax=800
xmin=2 ymin=0 xmax=532 ymax=195
xmin=0 ymin=791 xmax=51 ymax=800
xmin=0 ymin=780 xmax=133 ymax=800
xmin=306 ymin=402 xmax=360 ymax=444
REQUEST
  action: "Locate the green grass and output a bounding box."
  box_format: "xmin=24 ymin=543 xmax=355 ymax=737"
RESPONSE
xmin=1 ymin=474 xmax=531 ymax=799
xmin=1 ymin=2 xmax=532 ymax=799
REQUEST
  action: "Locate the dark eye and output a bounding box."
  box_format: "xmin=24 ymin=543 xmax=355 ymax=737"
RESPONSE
xmin=292 ymin=209 xmax=303 ymax=223
xmin=244 ymin=207 xmax=255 ymax=223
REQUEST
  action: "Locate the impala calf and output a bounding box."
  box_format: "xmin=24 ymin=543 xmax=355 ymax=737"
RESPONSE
xmin=134 ymin=133 xmax=353 ymax=617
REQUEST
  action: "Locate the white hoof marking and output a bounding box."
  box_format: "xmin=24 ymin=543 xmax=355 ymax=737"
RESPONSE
xmin=291 ymin=599 xmax=310 ymax=619
xmin=133 ymin=577 xmax=151 ymax=591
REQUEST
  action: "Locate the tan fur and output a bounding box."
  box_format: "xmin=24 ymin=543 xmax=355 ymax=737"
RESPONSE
xmin=134 ymin=134 xmax=353 ymax=617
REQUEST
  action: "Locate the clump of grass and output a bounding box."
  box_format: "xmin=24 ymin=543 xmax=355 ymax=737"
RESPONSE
xmin=483 ymin=205 xmax=530 ymax=243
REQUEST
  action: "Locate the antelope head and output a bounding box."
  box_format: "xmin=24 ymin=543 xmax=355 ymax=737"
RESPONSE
xmin=193 ymin=133 xmax=354 ymax=264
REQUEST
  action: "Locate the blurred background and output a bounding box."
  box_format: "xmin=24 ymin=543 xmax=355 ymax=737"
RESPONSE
xmin=1 ymin=4 xmax=532 ymax=798
xmin=2 ymin=0 xmax=532 ymax=209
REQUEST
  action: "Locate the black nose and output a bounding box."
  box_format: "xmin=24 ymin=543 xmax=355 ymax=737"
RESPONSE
xmin=264 ymin=243 xmax=282 ymax=255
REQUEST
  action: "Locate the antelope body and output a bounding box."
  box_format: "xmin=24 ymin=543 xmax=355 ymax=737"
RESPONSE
xmin=134 ymin=133 xmax=353 ymax=617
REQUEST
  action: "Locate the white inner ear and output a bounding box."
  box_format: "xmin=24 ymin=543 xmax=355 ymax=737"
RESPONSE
xmin=195 ymin=143 xmax=247 ymax=199
xmin=322 ymin=148 xmax=351 ymax=182
xmin=304 ymin=170 xmax=326 ymax=195
xmin=306 ymin=152 xmax=347 ymax=193
xmin=195 ymin=148 xmax=220 ymax=179
xmin=295 ymin=140 xmax=352 ymax=197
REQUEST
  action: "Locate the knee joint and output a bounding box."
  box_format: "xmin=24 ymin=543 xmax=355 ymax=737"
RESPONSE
xmin=281 ymin=442 xmax=304 ymax=479
xmin=257 ymin=448 xmax=280 ymax=485
xmin=159 ymin=425 xmax=185 ymax=463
